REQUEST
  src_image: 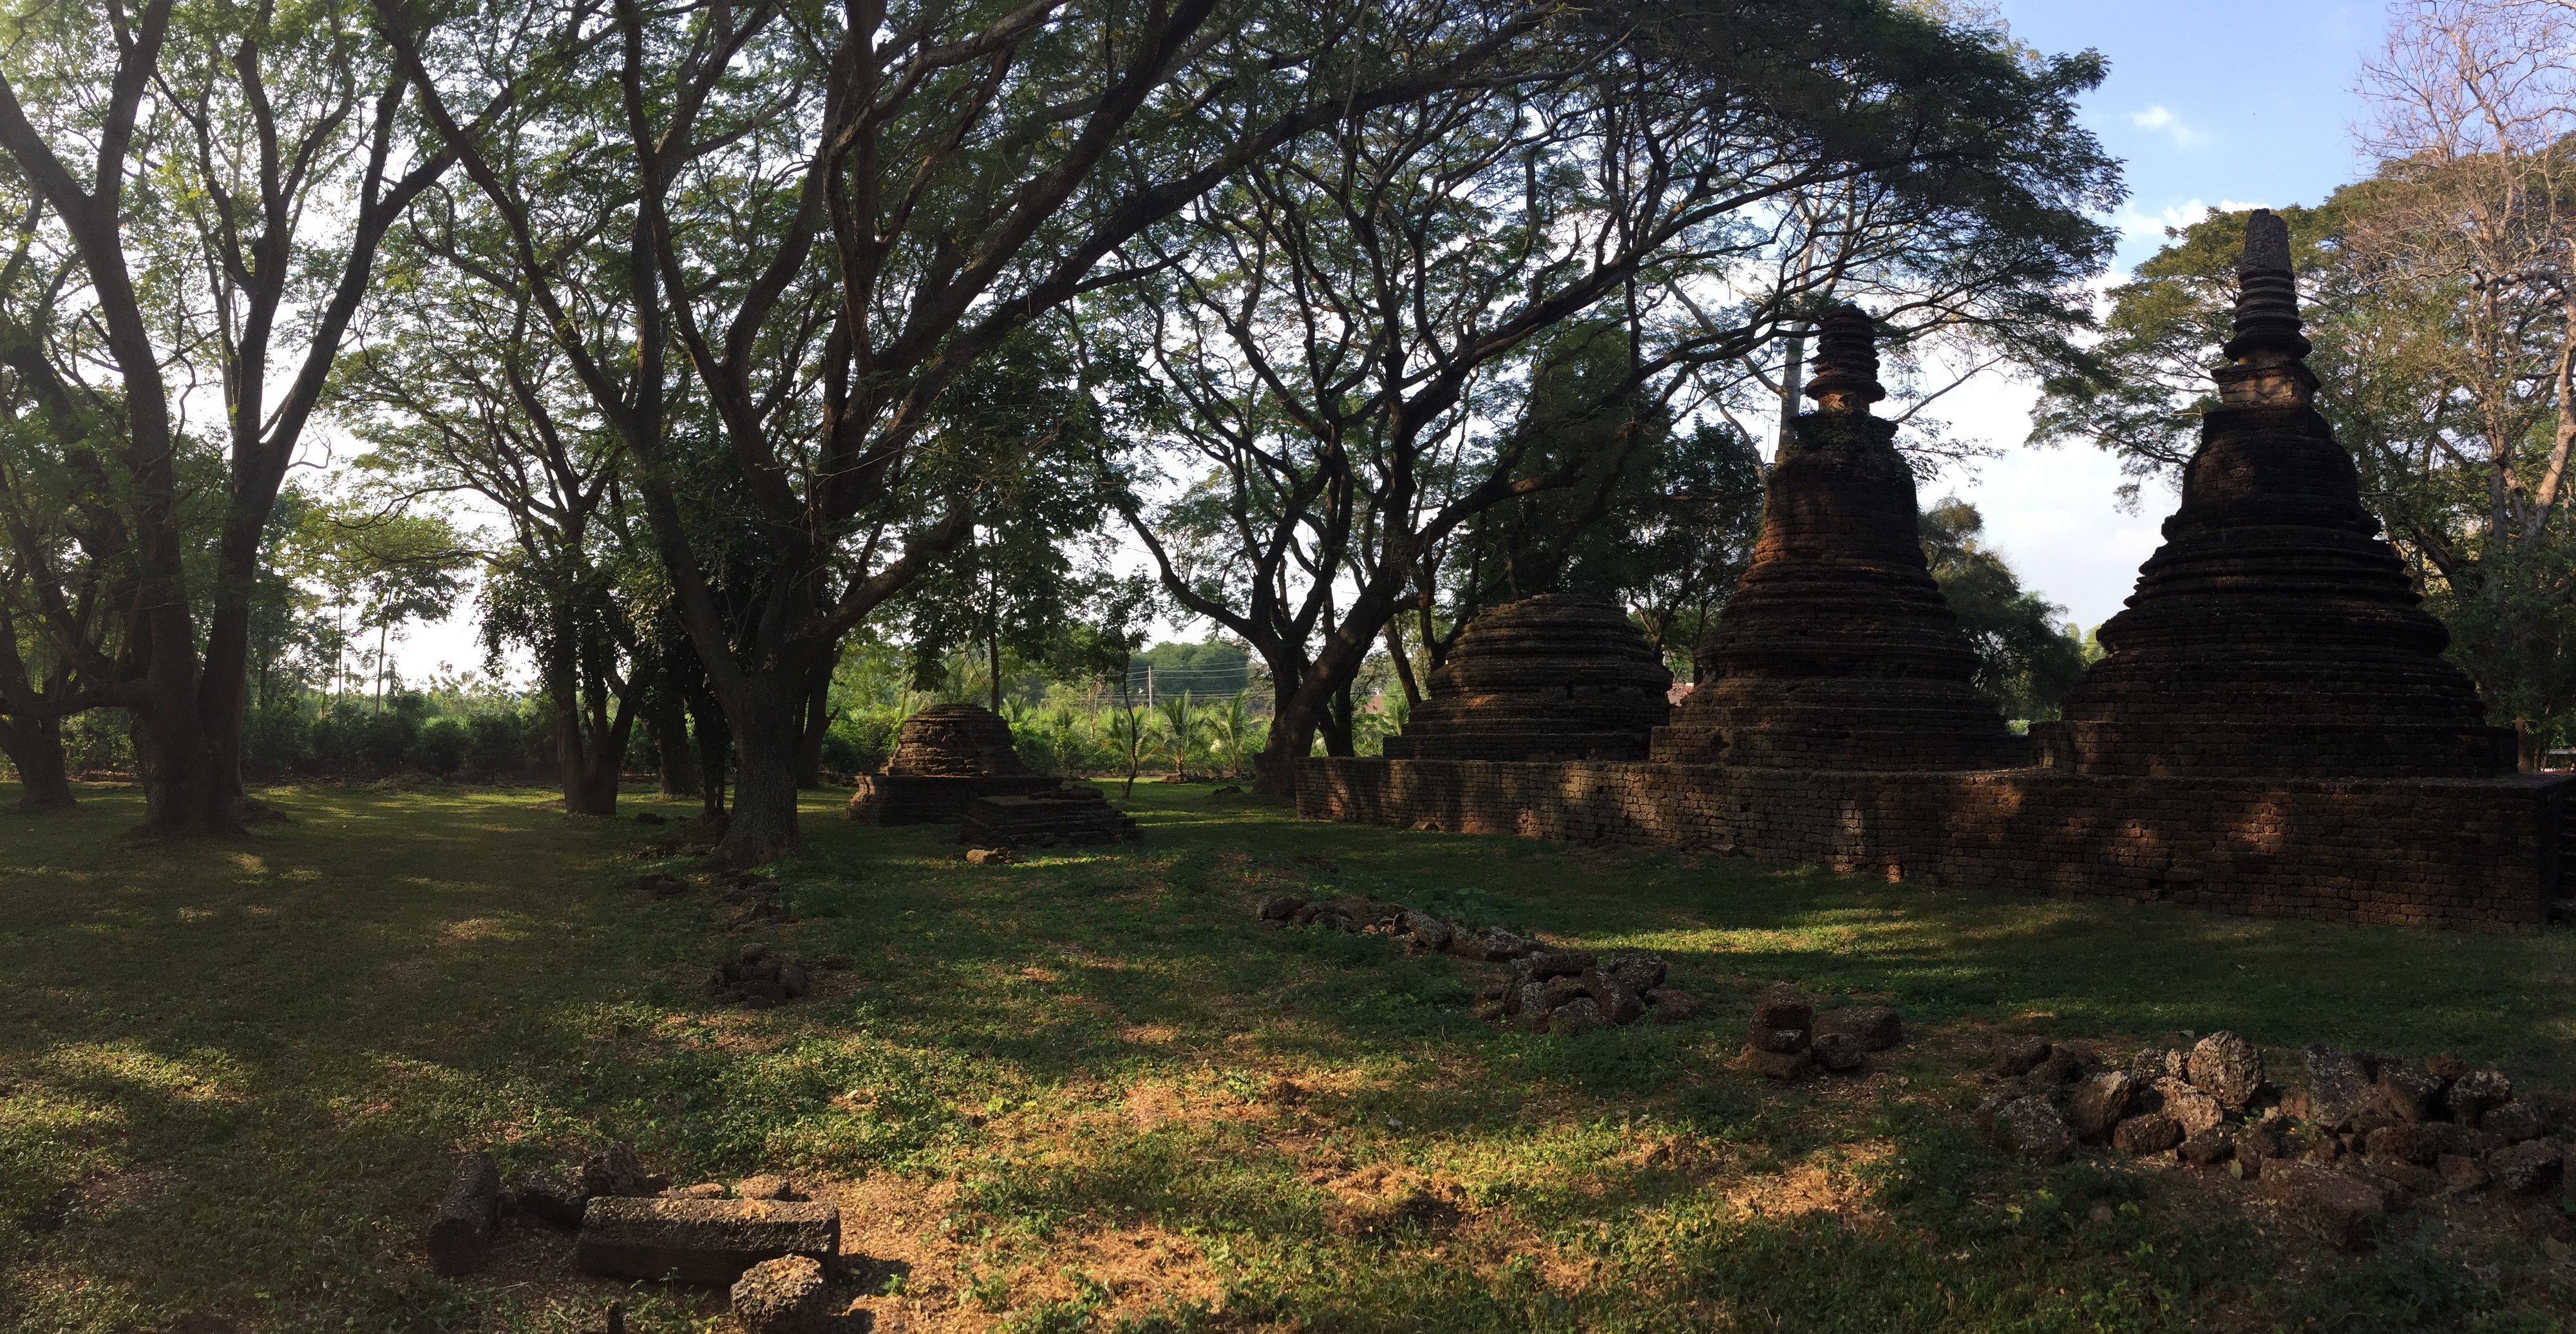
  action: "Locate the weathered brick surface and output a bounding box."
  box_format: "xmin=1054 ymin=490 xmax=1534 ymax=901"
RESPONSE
xmin=843 ymin=702 xmax=1083 ymax=826
xmin=1381 ymin=595 xmax=1671 ymax=761
xmin=1297 ymin=757 xmax=2568 ymax=932
xmin=1653 ymin=305 xmax=2022 ymax=772
xmin=2046 ymin=213 xmax=2514 ymax=780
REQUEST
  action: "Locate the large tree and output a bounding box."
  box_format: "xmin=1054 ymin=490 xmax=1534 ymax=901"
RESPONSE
xmin=0 ymin=0 xmax=477 ymax=830
xmin=1112 ymin=0 xmax=2119 ymax=794
xmin=384 ymin=0 xmax=1598 ymax=861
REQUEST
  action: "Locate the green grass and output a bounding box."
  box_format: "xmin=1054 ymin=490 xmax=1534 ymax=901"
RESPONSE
xmin=2 ymin=778 xmax=2572 ymax=1332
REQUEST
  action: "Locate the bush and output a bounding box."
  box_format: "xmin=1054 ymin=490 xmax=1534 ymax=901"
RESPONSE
xmin=61 ymin=708 xmax=133 ymax=774
xmin=412 ymin=718 xmax=469 ymax=776
xmin=822 ymin=710 xmax=898 ymax=776
xmin=467 ymin=708 xmax=545 ymax=779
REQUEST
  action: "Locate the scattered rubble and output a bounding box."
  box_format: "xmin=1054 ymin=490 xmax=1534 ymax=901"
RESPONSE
xmin=1975 ymin=1031 xmax=2574 ymax=1252
xmin=1251 ymin=892 xmax=1706 ymax=1033
xmin=1734 ymin=984 xmax=1906 ymax=1080
xmin=634 ymin=868 xmax=792 ymax=924
xmin=705 ymin=942 xmax=852 ymax=1009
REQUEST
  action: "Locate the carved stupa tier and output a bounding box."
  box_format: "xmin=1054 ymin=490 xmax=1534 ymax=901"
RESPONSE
xmin=847 ymin=702 xmax=1059 ymax=824
xmin=1381 ymin=595 xmax=1673 ymax=761
xmin=2036 ymin=211 xmax=2514 ymax=778
xmin=885 ymin=703 xmax=1032 ymax=777
xmin=1651 ymin=305 xmax=2024 ymax=770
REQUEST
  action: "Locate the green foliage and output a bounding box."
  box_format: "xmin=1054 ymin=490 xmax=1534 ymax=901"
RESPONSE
xmin=1919 ymin=498 xmax=2088 ymax=719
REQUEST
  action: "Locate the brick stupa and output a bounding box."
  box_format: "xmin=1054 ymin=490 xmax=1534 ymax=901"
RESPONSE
xmin=1380 ymin=595 xmax=1672 ymax=761
xmin=846 ymin=703 xmax=1137 ymax=846
xmin=2034 ymin=211 xmax=2515 ymax=778
xmin=1651 ymin=305 xmax=2023 ymax=769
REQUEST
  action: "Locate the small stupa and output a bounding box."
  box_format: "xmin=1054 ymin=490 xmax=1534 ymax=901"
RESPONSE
xmin=883 ymin=703 xmax=1032 ymax=778
xmin=1651 ymin=305 xmax=2023 ymax=768
xmin=1380 ymin=595 xmax=1673 ymax=761
xmin=844 ymin=703 xmax=1141 ymax=852
xmin=2034 ymin=211 xmax=2514 ymax=777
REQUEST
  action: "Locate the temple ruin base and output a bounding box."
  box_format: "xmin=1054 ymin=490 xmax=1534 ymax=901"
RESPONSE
xmin=1297 ymin=758 xmax=2573 ymax=933
xmin=844 ymin=773 xmax=1062 ymax=824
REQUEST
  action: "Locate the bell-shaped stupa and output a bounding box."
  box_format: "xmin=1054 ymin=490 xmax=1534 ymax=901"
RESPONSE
xmin=1380 ymin=594 xmax=1672 ymax=761
xmin=1651 ymin=305 xmax=2024 ymax=768
xmin=2035 ymin=210 xmax=2514 ymax=777
xmin=883 ymin=703 xmax=1032 ymax=777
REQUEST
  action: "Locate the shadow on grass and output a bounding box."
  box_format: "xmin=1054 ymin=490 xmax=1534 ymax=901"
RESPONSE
xmin=3 ymin=779 xmax=2573 ymax=1332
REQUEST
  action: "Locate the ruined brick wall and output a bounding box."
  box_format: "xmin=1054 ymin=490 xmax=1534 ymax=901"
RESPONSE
xmin=1297 ymin=758 xmax=2571 ymax=932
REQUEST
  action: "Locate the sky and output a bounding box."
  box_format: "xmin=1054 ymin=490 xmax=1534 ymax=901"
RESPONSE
xmin=386 ymin=1 xmax=2398 ymax=682
xmin=1918 ymin=0 xmax=2387 ymax=630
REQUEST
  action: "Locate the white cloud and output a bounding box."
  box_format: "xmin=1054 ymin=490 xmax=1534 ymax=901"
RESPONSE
xmin=2131 ymin=104 xmax=2211 ymax=148
xmin=2113 ymin=197 xmax=2271 ymax=241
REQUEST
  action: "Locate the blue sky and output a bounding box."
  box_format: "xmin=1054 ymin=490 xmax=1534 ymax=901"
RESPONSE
xmin=1929 ymin=1 xmax=2390 ymax=630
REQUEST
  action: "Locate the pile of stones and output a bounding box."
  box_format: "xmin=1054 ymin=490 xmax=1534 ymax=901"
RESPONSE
xmin=1736 ymin=983 xmax=1906 ymax=1078
xmin=1977 ymin=1031 xmax=2573 ymax=1252
xmin=1255 ymin=893 xmax=1548 ymax=962
xmin=426 ymin=1143 xmax=846 ymax=1333
xmin=1253 ymin=893 xmax=1709 ymax=1033
xmin=1473 ymin=949 xmax=1705 ymax=1034
xmin=636 ymin=868 xmax=791 ymax=925
xmin=705 ymin=942 xmax=851 ymax=1008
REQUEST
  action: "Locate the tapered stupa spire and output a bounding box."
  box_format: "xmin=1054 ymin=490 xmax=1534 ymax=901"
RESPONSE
xmin=2036 ymin=211 xmax=2511 ymax=778
xmin=1652 ymin=305 xmax=2022 ymax=769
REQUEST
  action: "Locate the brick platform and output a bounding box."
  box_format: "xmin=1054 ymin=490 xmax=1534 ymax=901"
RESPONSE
xmin=1298 ymin=757 xmax=2571 ymax=932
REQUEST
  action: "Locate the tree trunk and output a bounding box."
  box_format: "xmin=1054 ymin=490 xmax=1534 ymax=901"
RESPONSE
xmin=793 ymin=651 xmax=835 ymax=789
xmin=1385 ymin=623 xmax=1422 ymax=709
xmin=0 ymin=713 xmax=75 ymax=812
xmin=652 ymin=692 xmax=701 ymax=797
xmin=556 ymin=702 xmax=625 ymax=817
xmin=719 ymin=674 xmax=806 ymax=865
xmin=690 ymin=687 xmax=729 ymax=824
xmin=1323 ymin=683 xmax=1356 ymax=756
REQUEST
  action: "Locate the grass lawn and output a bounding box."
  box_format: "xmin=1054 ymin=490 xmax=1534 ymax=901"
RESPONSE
xmin=3 ymin=777 xmax=2573 ymax=1333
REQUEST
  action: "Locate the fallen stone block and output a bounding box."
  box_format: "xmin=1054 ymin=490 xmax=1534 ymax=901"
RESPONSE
xmin=1991 ymin=1034 xmax=2051 ymax=1076
xmin=2179 ymin=1125 xmax=2235 ymax=1167
xmin=2302 ymin=1045 xmax=2377 ymax=1131
xmin=575 ymin=1197 xmax=841 ymax=1285
xmin=2373 ymin=1061 xmax=2442 ymax=1123
xmin=1648 ymin=989 xmax=1703 ymax=1024
xmin=1812 ymin=1005 xmax=1902 ymax=1051
xmin=2186 ymin=1032 xmax=2264 ymax=1112
xmin=1989 ymin=1096 xmax=2074 ymax=1164
xmin=732 ymin=1254 xmax=831 ymax=1334
xmin=2070 ymin=1071 xmax=2132 ymax=1143
xmin=1739 ymin=1045 xmax=1811 ymax=1080
xmin=2154 ymin=1078 xmax=2226 ymax=1137
xmin=426 ymin=1150 xmax=500 ymax=1277
xmin=2487 ymin=1139 xmax=2564 ymax=1196
xmin=1752 ymin=984 xmax=1812 ymax=1031
xmin=2447 ymin=1067 xmax=2511 ymax=1125
xmin=1812 ymin=1032 xmax=1866 ymax=1072
xmin=2482 ymin=1100 xmax=2549 ymax=1144
xmin=2112 ymin=1111 xmax=2183 ymax=1156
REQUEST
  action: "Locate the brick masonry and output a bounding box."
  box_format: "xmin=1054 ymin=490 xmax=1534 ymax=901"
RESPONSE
xmin=1297 ymin=757 xmax=2573 ymax=933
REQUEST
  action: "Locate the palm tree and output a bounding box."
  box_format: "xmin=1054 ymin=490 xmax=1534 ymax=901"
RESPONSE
xmin=1156 ymin=691 xmax=1200 ymax=778
xmin=1211 ymin=689 xmax=1257 ymax=777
